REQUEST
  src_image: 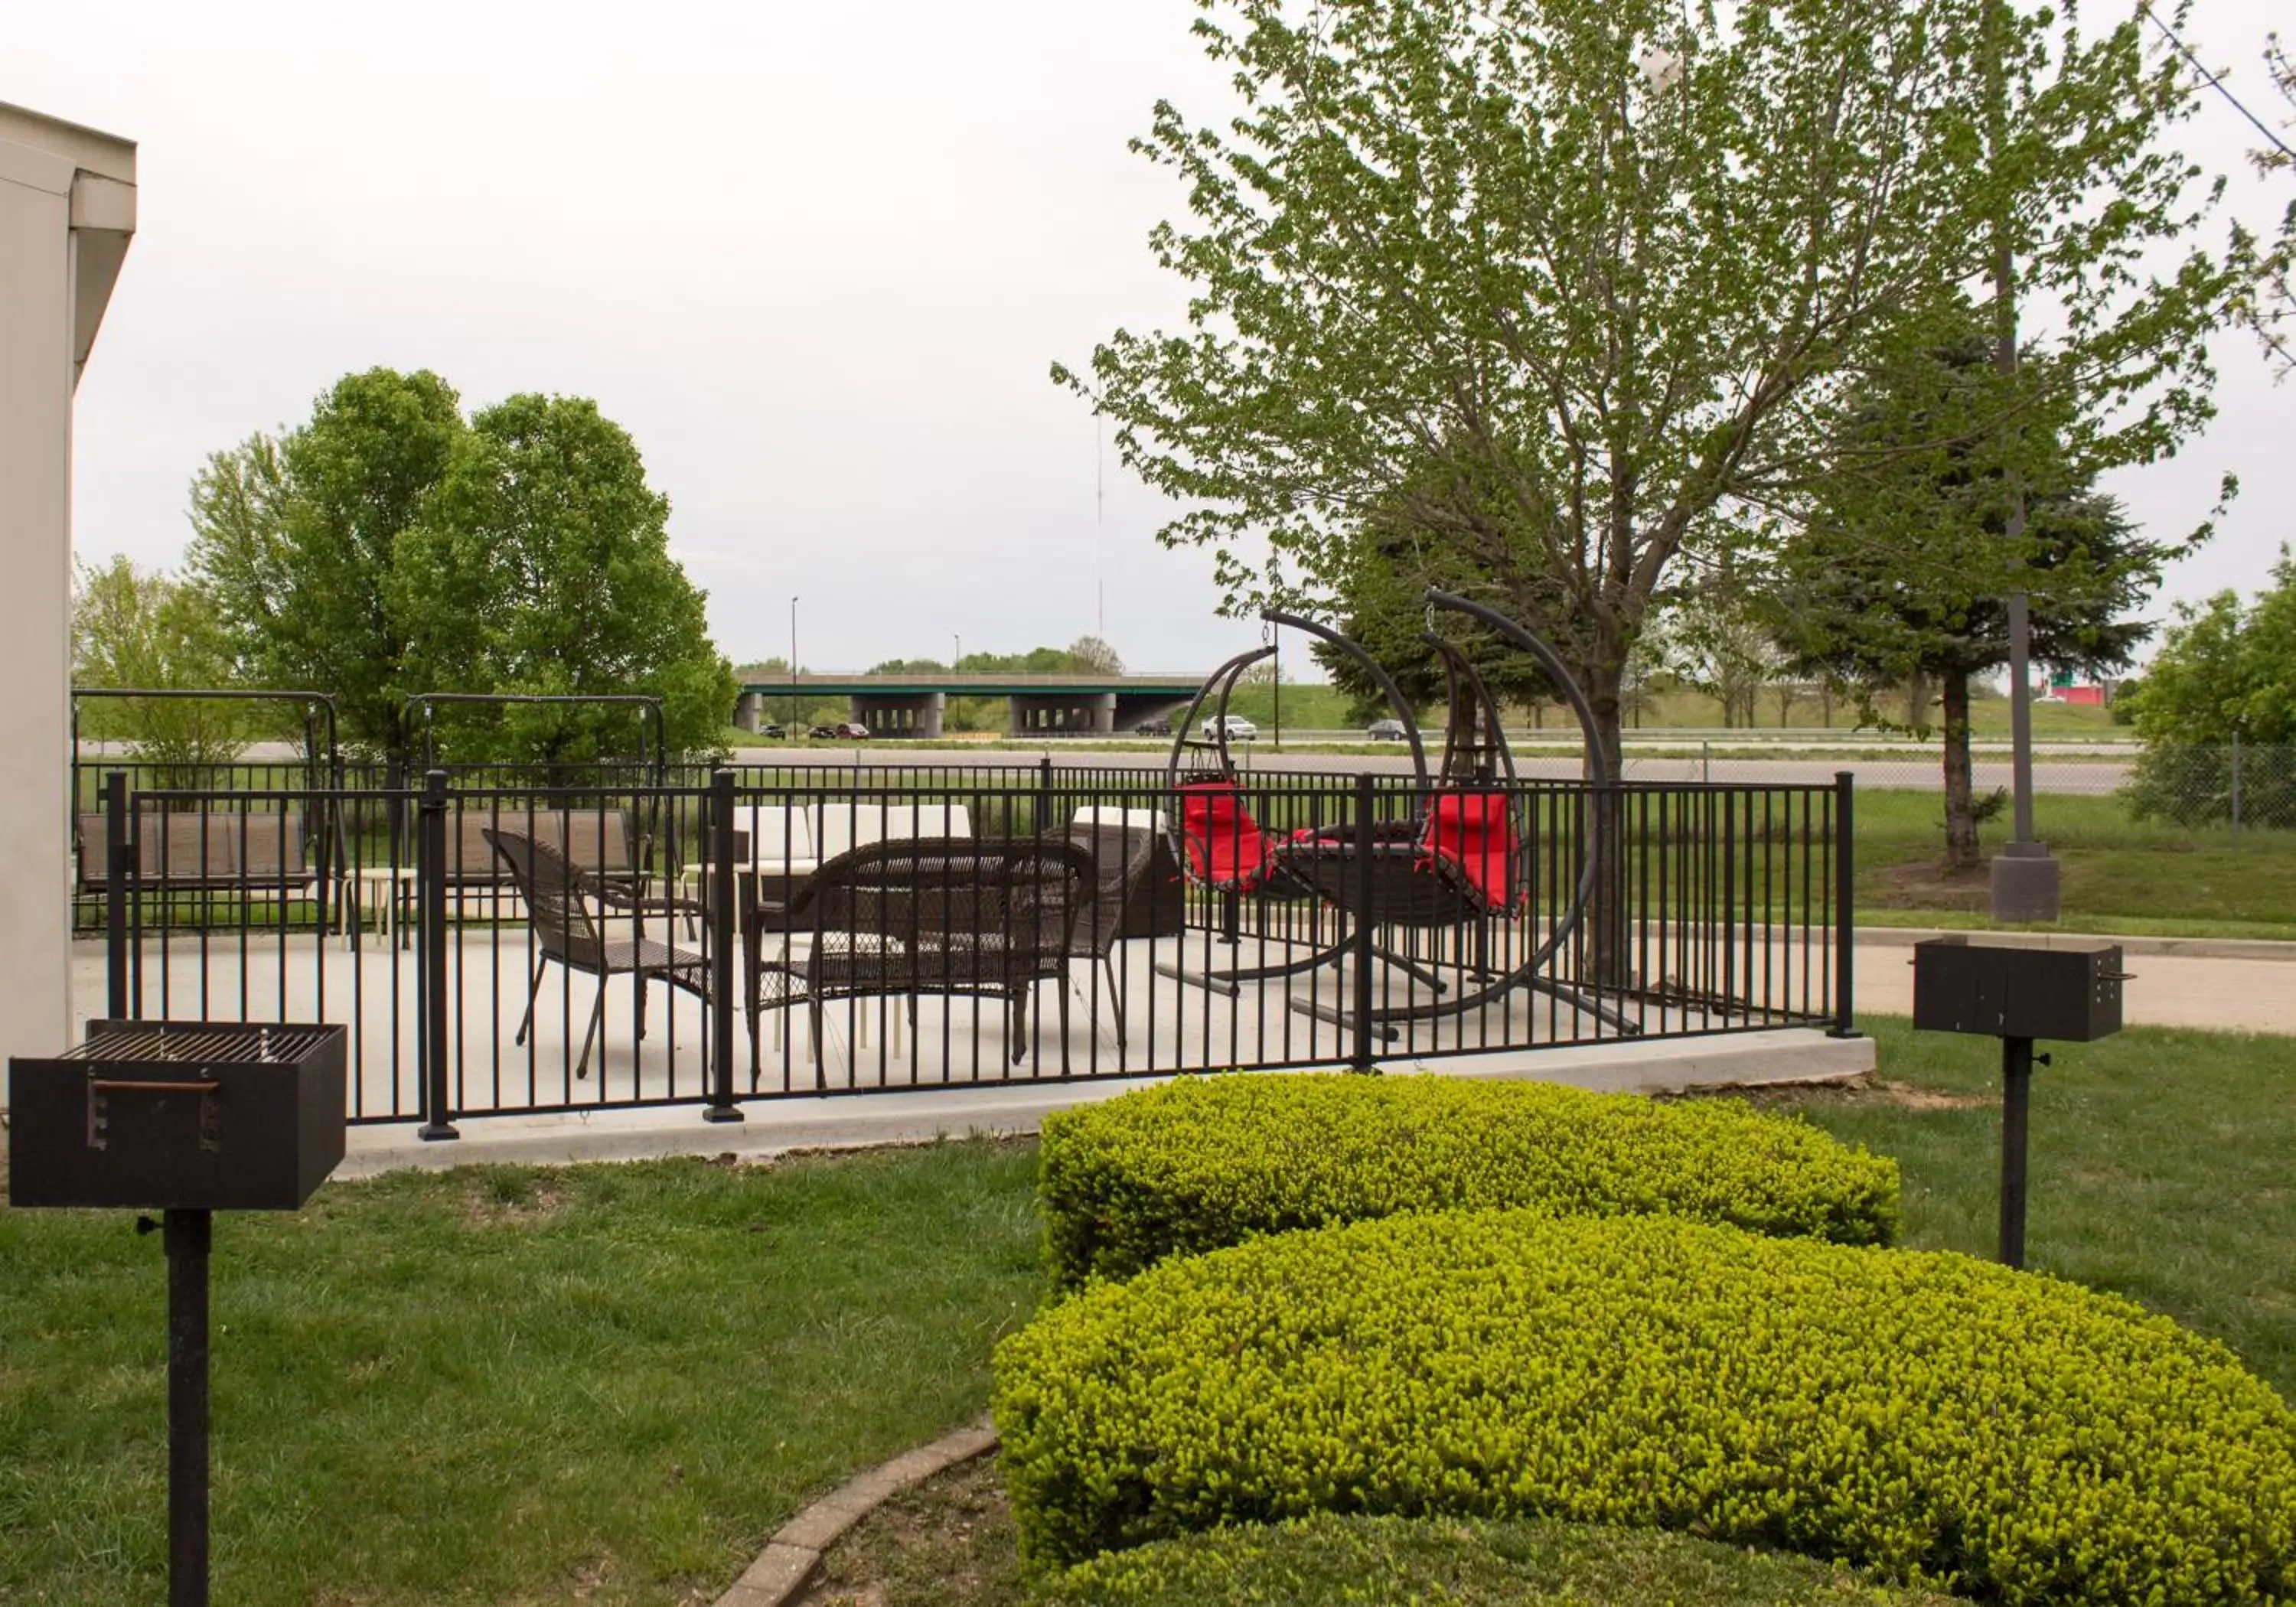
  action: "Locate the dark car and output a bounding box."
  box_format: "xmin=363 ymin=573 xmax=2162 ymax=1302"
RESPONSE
xmin=758 ymin=722 xmax=786 ymax=739
xmin=1134 ymin=717 xmax=1173 ymax=737
xmin=1366 ymin=718 xmax=1409 ymax=741
xmin=809 ymin=722 xmax=872 ymax=740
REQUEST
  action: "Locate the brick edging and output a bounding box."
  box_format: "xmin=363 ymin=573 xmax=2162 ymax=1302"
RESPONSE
xmin=712 ymin=1416 xmax=1000 ymax=1607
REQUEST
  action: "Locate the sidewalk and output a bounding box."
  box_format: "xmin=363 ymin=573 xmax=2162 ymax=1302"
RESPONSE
xmin=1854 ymin=928 xmax=2296 ymax=1035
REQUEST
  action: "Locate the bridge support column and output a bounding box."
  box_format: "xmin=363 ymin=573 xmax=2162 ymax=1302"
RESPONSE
xmin=734 ymin=692 xmax=765 ymax=734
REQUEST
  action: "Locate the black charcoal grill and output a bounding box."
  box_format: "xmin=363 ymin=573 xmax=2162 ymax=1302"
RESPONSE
xmin=8 ymin=1018 xmax=347 ymax=1607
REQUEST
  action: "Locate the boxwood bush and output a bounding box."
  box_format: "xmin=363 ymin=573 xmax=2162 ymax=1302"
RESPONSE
xmin=1038 ymin=1073 xmax=1899 ymax=1289
xmin=995 ymin=1211 xmax=2296 ymax=1602
xmin=1037 ymin=1511 xmax=1955 ymax=1605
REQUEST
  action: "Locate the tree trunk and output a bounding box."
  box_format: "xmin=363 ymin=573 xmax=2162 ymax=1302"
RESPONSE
xmin=1906 ymin=672 xmax=1932 ymax=731
xmin=1580 ymin=654 xmax=1631 ymax=994
xmin=1940 ymin=668 xmax=1979 ymax=872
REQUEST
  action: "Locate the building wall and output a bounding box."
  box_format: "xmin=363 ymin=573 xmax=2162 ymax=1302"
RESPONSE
xmin=0 ymin=155 xmax=76 ymax=1070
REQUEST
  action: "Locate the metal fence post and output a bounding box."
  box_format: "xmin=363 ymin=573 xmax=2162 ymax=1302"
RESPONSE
xmin=105 ymin=769 xmax=131 ymax=1020
xmin=1351 ymin=773 xmax=1377 ymax=1072
xmin=416 ymin=769 xmax=458 ymax=1142
xmin=1036 ymin=754 xmax=1055 ymax=837
xmin=1829 ymin=770 xmax=1857 ymax=1038
xmin=704 ymin=768 xmax=743 ymax=1123
xmin=2230 ymin=734 xmax=2243 ymax=836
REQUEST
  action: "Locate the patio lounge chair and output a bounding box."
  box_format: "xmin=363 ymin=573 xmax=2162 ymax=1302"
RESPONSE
xmin=482 ymin=826 xmax=715 ymax=1079
xmin=752 ymin=836 xmax=1094 ymax=1075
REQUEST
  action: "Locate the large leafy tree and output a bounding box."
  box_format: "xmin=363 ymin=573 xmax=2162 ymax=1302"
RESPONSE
xmin=188 ymin=373 xmax=734 ymax=762
xmin=396 ymin=394 xmax=735 ymax=764
xmin=1062 ymin=0 xmax=2232 ymax=773
xmin=2119 ymin=550 xmax=2296 ymax=826
xmin=1769 ymin=320 xmax=2180 ymax=869
xmin=188 ymin=369 xmax=465 ymax=752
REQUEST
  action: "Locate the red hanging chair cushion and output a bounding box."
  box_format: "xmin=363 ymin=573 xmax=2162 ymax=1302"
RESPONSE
xmin=1176 ymin=779 xmax=1276 ymax=893
xmin=1420 ymin=790 xmax=1518 ymax=908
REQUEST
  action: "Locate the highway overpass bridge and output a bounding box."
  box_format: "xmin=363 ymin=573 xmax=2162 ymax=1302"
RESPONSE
xmin=737 ymin=673 xmax=1202 ymax=738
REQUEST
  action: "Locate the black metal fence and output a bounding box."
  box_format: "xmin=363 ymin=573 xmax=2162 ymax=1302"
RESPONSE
xmin=77 ymin=764 xmax=1854 ymax=1128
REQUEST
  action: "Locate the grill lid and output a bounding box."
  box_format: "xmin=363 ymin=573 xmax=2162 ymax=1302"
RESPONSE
xmin=66 ymin=1022 xmax=338 ymax=1064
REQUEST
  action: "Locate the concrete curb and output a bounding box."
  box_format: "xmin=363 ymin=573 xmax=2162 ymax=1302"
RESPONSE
xmin=334 ymin=1030 xmax=1874 ymax=1178
xmin=713 ymin=1416 xmax=999 ymax=1607
xmin=1856 ymin=927 xmax=2296 ymax=963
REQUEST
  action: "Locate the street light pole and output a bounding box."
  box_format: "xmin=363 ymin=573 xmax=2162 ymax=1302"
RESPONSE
xmin=790 ymin=596 xmax=800 ymax=730
xmin=954 ymin=633 xmax=960 ymax=670
xmin=1983 ymin=0 xmax=2059 ymax=922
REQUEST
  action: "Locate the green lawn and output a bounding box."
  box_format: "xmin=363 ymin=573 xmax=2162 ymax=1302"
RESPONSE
xmin=1851 ymin=789 xmax=2296 ymax=937
xmin=0 ymin=1143 xmax=1045 ymax=1606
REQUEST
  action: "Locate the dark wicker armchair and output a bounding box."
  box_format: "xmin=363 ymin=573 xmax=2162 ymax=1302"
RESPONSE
xmin=755 ymin=836 xmax=1094 ymax=1074
xmin=483 ymin=826 xmax=714 ymax=1079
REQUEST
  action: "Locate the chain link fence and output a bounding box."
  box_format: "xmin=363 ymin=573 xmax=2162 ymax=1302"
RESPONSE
xmin=2121 ymin=742 xmax=2296 ymax=833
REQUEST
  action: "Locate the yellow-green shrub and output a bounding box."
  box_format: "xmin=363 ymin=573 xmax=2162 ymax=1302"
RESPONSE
xmin=1038 ymin=1073 xmax=1898 ymax=1290
xmin=1036 ymin=1510 xmax=1955 ymax=1605
xmin=994 ymin=1211 xmax=2296 ymax=1602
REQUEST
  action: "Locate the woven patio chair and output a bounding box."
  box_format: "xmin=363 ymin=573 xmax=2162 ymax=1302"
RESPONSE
xmin=483 ymin=826 xmax=716 ymax=1079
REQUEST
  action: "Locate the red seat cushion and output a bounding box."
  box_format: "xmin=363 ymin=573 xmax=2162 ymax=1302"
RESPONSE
xmin=1176 ymin=781 xmax=1275 ymax=892
xmin=1420 ymin=791 xmax=1518 ymax=907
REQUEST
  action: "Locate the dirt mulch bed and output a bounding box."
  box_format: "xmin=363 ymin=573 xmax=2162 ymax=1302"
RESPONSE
xmin=791 ymin=1452 xmax=1024 ymax=1607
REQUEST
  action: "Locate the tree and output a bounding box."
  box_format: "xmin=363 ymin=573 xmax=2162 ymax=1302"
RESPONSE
xmin=2235 ymin=34 xmax=2294 ymax=378
xmin=1769 ymin=328 xmax=2177 ymax=869
xmin=396 ymin=393 xmax=735 ymax=764
xmin=1657 ymin=585 xmax=1781 ymax=730
xmin=188 ymin=372 xmax=735 ymax=762
xmin=1059 ymin=0 xmax=2233 ymax=775
xmin=71 ymin=556 xmax=252 ymax=782
xmin=2119 ymin=549 xmax=2296 ymax=826
xmin=188 ymin=368 xmax=465 ymax=752
xmin=1067 ymin=635 xmax=1125 ymax=675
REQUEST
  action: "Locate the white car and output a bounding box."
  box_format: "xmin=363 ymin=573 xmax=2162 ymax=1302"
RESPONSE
xmin=1202 ymin=714 xmax=1258 ymax=742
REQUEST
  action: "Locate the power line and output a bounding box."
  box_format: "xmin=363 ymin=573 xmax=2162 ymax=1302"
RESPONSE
xmin=2141 ymin=7 xmax=2295 ymax=163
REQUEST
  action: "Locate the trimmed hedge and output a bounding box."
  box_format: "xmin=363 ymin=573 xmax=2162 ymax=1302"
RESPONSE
xmin=1038 ymin=1073 xmax=1899 ymax=1289
xmin=1038 ymin=1511 xmax=1955 ymax=1605
xmin=994 ymin=1211 xmax=2296 ymax=1602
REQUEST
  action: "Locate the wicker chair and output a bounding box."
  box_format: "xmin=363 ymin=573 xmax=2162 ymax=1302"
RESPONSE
xmin=754 ymin=836 xmax=1094 ymax=1074
xmin=1055 ymin=813 xmax=1169 ymax=1049
xmin=483 ymin=826 xmax=715 ymax=1079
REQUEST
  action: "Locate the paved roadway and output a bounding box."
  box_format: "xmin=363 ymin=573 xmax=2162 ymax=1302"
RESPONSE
xmin=802 ymin=743 xmax=2133 ymax=795
xmin=94 ymin=739 xmax=2132 ymax=794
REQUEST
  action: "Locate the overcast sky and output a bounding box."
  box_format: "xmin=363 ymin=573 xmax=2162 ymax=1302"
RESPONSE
xmin=13 ymin=0 xmax=2291 ymax=678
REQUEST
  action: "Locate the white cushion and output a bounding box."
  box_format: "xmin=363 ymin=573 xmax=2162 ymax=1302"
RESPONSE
xmin=815 ymin=801 xmax=974 ymax=861
xmin=741 ymin=803 xmax=817 ymax=871
xmin=1071 ymin=806 xmax=1163 ymax=832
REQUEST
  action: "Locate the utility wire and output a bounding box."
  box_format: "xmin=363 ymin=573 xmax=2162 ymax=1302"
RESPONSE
xmin=2140 ymin=7 xmax=2295 ymax=163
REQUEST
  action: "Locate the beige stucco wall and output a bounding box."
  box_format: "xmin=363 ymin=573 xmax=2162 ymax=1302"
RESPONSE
xmin=0 ymin=105 xmax=133 ymax=1079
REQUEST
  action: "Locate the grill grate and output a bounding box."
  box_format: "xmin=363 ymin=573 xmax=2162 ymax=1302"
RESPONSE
xmin=65 ymin=1023 xmax=339 ymax=1065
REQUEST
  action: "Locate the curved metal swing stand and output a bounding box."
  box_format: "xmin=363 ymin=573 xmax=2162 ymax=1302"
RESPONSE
xmin=1150 ymin=637 xmax=1451 ymax=1010
xmin=1266 ymin=599 xmax=1639 ymax=1041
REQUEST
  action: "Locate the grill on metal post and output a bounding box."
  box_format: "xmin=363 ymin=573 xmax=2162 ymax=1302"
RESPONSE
xmin=1911 ymin=937 xmax=2133 ymax=1267
xmin=8 ymin=1019 xmax=348 ymax=1607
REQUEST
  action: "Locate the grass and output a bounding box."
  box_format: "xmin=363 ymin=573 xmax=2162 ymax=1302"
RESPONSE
xmin=1851 ymin=789 xmax=2296 ymax=936
xmin=0 ymin=1142 xmax=1045 ymax=1606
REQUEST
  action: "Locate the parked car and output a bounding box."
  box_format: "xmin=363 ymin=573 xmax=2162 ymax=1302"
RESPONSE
xmin=1366 ymin=718 xmax=1409 ymax=742
xmin=809 ymin=722 xmax=872 ymax=740
xmin=758 ymin=722 xmax=786 ymax=739
xmin=1201 ymin=714 xmax=1258 ymax=742
xmin=1134 ymin=716 xmax=1173 ymax=737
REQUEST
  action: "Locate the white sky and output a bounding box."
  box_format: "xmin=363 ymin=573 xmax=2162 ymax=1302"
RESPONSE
xmin=11 ymin=0 xmax=2291 ymax=676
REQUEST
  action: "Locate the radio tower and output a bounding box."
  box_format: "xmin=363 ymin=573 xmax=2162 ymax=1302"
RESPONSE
xmin=1095 ymin=419 xmax=1105 ymax=639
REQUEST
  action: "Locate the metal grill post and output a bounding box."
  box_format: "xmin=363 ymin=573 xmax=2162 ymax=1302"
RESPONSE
xmin=416 ymin=769 xmax=458 ymax=1142
xmin=1351 ymin=773 xmax=1376 ymax=1072
xmin=163 ymin=1207 xmax=211 ymax=1607
xmin=704 ymin=768 xmax=742 ymax=1123
xmin=1830 ymin=770 xmax=1857 ymax=1038
xmin=2000 ymin=1036 xmax=2034 ymax=1267
xmin=106 ymin=769 xmax=131 ymax=1019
